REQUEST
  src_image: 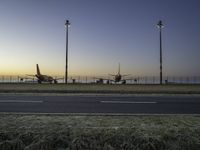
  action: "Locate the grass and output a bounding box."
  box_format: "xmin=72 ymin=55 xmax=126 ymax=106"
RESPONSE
xmin=0 ymin=83 xmax=200 ymax=94
xmin=0 ymin=114 xmax=200 ymax=150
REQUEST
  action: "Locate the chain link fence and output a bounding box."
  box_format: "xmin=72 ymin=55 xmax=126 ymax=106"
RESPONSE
xmin=0 ymin=75 xmax=200 ymax=84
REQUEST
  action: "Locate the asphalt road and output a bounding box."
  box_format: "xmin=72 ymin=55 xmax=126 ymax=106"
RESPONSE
xmin=0 ymin=95 xmax=200 ymax=114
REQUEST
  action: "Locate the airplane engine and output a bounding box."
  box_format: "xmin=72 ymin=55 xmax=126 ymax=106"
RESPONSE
xmin=122 ymin=80 xmax=126 ymax=84
xmin=96 ymin=78 xmax=103 ymax=84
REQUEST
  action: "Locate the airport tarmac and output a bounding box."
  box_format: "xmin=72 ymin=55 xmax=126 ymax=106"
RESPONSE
xmin=0 ymin=94 xmax=200 ymax=114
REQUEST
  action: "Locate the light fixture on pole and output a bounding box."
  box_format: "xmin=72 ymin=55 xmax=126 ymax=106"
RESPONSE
xmin=65 ymin=20 xmax=70 ymax=84
xmin=157 ymin=20 xmax=164 ymax=85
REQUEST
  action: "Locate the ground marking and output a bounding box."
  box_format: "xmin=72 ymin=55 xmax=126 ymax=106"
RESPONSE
xmin=100 ymin=101 xmax=157 ymax=104
xmin=0 ymin=100 xmax=43 ymax=103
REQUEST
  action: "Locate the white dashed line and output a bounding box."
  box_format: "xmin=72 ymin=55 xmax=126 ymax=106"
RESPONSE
xmin=100 ymin=101 xmax=157 ymax=104
xmin=0 ymin=100 xmax=43 ymax=103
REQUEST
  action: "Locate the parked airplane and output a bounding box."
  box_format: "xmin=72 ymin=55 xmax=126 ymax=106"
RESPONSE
xmin=96 ymin=63 xmax=131 ymax=84
xmin=21 ymin=64 xmax=62 ymax=84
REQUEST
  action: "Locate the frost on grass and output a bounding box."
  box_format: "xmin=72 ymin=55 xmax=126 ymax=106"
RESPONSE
xmin=0 ymin=115 xmax=200 ymax=150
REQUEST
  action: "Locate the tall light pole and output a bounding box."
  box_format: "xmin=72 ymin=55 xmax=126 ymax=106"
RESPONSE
xmin=65 ymin=20 xmax=70 ymax=84
xmin=157 ymin=20 xmax=164 ymax=85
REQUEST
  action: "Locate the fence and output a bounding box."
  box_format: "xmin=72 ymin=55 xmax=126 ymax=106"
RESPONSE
xmin=0 ymin=75 xmax=200 ymax=84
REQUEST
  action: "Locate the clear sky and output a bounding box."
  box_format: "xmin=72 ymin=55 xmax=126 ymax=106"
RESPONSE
xmin=0 ymin=0 xmax=200 ymax=76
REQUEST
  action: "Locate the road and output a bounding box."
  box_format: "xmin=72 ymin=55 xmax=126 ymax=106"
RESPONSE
xmin=0 ymin=95 xmax=200 ymax=114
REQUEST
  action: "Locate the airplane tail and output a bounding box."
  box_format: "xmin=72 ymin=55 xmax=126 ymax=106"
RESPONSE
xmin=118 ymin=63 xmax=120 ymax=74
xmin=36 ymin=64 xmax=41 ymax=75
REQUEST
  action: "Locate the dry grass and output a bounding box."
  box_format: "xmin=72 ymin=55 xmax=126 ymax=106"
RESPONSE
xmin=0 ymin=114 xmax=200 ymax=150
xmin=0 ymin=83 xmax=200 ymax=94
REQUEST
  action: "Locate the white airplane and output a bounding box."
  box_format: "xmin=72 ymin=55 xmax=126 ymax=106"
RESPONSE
xmin=96 ymin=63 xmax=132 ymax=84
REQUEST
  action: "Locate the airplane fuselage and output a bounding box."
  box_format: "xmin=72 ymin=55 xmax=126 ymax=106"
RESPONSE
xmin=115 ymin=74 xmax=122 ymax=82
xmin=35 ymin=74 xmax=54 ymax=83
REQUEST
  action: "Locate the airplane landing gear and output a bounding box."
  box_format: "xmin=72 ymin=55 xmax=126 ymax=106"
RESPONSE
xmin=122 ymin=80 xmax=126 ymax=84
xmin=106 ymin=80 xmax=110 ymax=84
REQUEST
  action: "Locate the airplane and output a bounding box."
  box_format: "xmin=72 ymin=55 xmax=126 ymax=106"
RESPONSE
xmin=21 ymin=64 xmax=62 ymax=84
xmin=96 ymin=63 xmax=131 ymax=84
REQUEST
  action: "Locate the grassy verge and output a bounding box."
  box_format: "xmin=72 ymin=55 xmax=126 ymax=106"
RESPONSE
xmin=0 ymin=114 xmax=200 ymax=150
xmin=0 ymin=83 xmax=200 ymax=94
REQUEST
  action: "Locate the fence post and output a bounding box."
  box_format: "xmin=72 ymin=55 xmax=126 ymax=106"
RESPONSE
xmin=194 ymin=76 xmax=196 ymax=84
xmin=145 ymin=76 xmax=147 ymax=84
xmin=10 ymin=76 xmax=12 ymax=83
xmin=186 ymin=77 xmax=189 ymax=84
xmin=78 ymin=76 xmax=80 ymax=83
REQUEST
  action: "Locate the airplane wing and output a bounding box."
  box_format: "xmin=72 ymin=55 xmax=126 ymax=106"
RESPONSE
xmin=19 ymin=76 xmax=36 ymax=81
xmin=54 ymin=77 xmax=64 ymax=80
xmin=94 ymin=77 xmax=111 ymax=81
xmin=19 ymin=74 xmax=37 ymax=81
xmin=108 ymin=74 xmax=116 ymax=76
xmin=26 ymin=74 xmax=36 ymax=77
xmin=121 ymin=74 xmax=131 ymax=77
xmin=123 ymin=78 xmax=133 ymax=80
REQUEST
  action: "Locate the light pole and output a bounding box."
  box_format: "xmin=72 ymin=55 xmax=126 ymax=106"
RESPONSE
xmin=157 ymin=20 xmax=164 ymax=85
xmin=65 ymin=20 xmax=70 ymax=84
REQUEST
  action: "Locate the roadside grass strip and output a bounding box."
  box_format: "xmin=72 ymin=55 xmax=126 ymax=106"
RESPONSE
xmin=0 ymin=83 xmax=200 ymax=94
xmin=0 ymin=114 xmax=200 ymax=150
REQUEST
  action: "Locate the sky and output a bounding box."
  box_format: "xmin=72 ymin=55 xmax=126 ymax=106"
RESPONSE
xmin=0 ymin=0 xmax=200 ymax=77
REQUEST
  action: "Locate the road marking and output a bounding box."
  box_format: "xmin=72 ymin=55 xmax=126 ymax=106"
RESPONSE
xmin=100 ymin=101 xmax=157 ymax=104
xmin=0 ymin=112 xmax=199 ymax=116
xmin=0 ymin=100 xmax=43 ymax=103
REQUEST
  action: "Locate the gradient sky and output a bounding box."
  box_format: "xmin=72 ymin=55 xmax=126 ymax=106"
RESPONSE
xmin=0 ymin=0 xmax=200 ymax=76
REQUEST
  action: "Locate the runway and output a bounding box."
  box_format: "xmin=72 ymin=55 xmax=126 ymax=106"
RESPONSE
xmin=0 ymin=95 xmax=199 ymax=114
